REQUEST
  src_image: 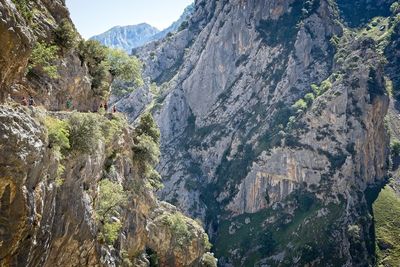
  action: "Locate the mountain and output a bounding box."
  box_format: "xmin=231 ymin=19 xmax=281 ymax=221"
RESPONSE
xmin=112 ymin=0 xmax=400 ymax=265
xmin=2 ymin=0 xmax=400 ymax=266
xmin=91 ymin=4 xmax=195 ymax=53
xmin=90 ymin=23 xmax=160 ymax=52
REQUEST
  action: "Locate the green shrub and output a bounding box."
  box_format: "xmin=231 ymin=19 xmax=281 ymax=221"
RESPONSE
xmin=320 ymin=80 xmax=333 ymax=95
xmin=12 ymin=0 xmax=33 ymax=22
xmin=162 ymin=213 xmax=192 ymax=246
xmin=107 ymin=49 xmax=143 ymax=83
xmin=28 ymin=42 xmax=59 ymax=79
xmin=304 ymin=93 xmax=315 ymax=106
xmin=132 ymin=134 xmax=160 ymax=167
xmin=347 ymin=224 xmax=361 ymax=240
xmin=133 ymin=113 xmax=160 ymax=143
xmin=202 ymin=233 xmax=212 ymax=250
xmin=78 ymin=40 xmax=143 ymax=98
xmin=292 ymin=99 xmax=308 ymax=112
xmin=45 ymin=116 xmax=70 ymax=155
xmin=311 ymin=84 xmax=320 ymax=95
xmin=68 ymin=113 xmax=103 ymax=154
xmin=200 ymin=252 xmax=217 ymax=267
xmin=101 ymin=221 xmax=123 ymax=245
xmin=391 ymin=139 xmax=400 ymax=157
xmin=97 ymin=179 xmax=127 ymax=219
xmin=96 ymin=179 xmax=127 ymax=245
xmin=101 ymin=113 xmax=126 ymax=145
xmin=54 ymin=19 xmax=79 ymax=50
xmin=78 ymin=40 xmax=111 ymax=97
xmin=132 ymin=113 xmax=162 ymax=189
xmin=374 ymin=186 xmax=400 ymax=266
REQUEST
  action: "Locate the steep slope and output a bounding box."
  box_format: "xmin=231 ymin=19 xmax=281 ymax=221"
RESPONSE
xmin=0 ymin=1 xmax=215 ymax=266
xmin=113 ymin=0 xmax=397 ymax=265
xmin=90 ymin=23 xmax=160 ymax=53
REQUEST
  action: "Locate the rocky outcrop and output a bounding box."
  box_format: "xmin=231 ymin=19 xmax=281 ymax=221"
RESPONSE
xmin=0 ymin=0 xmax=105 ymax=111
xmin=0 ymin=105 xmax=213 ymax=267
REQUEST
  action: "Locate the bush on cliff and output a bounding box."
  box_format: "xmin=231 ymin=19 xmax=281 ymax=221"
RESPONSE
xmin=12 ymin=0 xmax=33 ymax=22
xmin=54 ymin=19 xmax=79 ymax=50
xmin=28 ymin=42 xmax=59 ymax=79
xmin=45 ymin=116 xmax=70 ymax=154
xmin=68 ymin=113 xmax=103 ymax=154
xmin=78 ymin=40 xmax=143 ymax=98
xmin=96 ymin=179 xmax=127 ymax=245
xmin=132 ymin=113 xmax=162 ymax=189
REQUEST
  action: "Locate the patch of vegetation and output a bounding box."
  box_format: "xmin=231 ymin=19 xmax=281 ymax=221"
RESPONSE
xmin=108 ymin=49 xmax=143 ymax=83
xmin=200 ymin=252 xmax=217 ymax=267
xmin=78 ymin=40 xmax=111 ymax=97
xmin=292 ymin=98 xmax=308 ymax=113
xmin=54 ymin=19 xmax=79 ymax=50
xmin=12 ymin=0 xmax=33 ymax=22
xmin=101 ymin=113 xmax=127 ymax=145
xmin=68 ymin=113 xmax=103 ymax=154
xmin=28 ymin=42 xmax=60 ymax=79
xmin=161 ymin=213 xmax=193 ymax=247
xmin=374 ymin=185 xmax=400 ymax=266
xmin=44 ymin=116 xmax=70 ymax=181
xmin=132 ymin=113 xmax=162 ymax=190
xmin=214 ymin=190 xmax=346 ymax=266
xmin=45 ymin=116 xmax=70 ymax=155
xmin=96 ymin=179 xmax=127 ymax=245
xmin=78 ymin=40 xmax=143 ymax=98
xmin=391 ymin=139 xmax=400 ymax=157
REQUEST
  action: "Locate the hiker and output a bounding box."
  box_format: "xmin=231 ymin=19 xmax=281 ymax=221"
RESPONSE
xmin=99 ymin=103 xmax=104 ymax=109
xmin=28 ymin=96 xmax=35 ymax=106
xmin=112 ymin=106 xmax=117 ymax=113
xmin=22 ymin=97 xmax=28 ymax=106
xmin=66 ymin=99 xmax=72 ymax=110
xmin=104 ymin=102 xmax=108 ymax=111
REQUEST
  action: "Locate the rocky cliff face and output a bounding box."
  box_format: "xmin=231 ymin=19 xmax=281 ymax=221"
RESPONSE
xmin=0 ymin=1 xmax=214 ymax=266
xmin=0 ymin=106 xmax=212 ymax=267
xmin=0 ymin=0 xmax=106 ymax=112
xmin=112 ymin=0 xmax=399 ymax=265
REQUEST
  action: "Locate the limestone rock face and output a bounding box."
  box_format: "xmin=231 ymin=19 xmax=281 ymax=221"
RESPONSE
xmin=0 ymin=106 xmax=213 ymax=267
xmin=0 ymin=0 xmax=104 ymax=111
xmin=114 ymin=0 xmax=394 ymax=265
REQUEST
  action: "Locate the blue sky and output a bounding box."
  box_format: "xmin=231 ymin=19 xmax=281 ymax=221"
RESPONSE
xmin=66 ymin=0 xmax=194 ymax=39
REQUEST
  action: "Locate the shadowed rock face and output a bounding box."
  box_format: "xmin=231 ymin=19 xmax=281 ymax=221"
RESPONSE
xmin=113 ymin=0 xmax=396 ymax=265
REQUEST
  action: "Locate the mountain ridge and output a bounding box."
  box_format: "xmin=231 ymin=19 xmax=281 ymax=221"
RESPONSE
xmin=90 ymin=3 xmax=195 ymax=53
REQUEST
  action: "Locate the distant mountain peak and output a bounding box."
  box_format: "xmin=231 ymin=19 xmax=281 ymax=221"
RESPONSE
xmin=90 ymin=3 xmax=195 ymax=53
